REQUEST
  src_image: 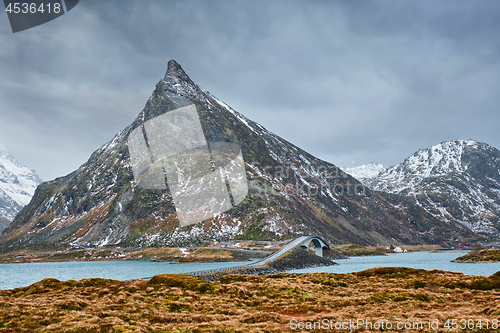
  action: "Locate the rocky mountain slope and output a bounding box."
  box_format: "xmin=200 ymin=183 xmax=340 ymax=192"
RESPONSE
xmin=0 ymin=143 xmax=41 ymax=224
xmin=0 ymin=61 xmax=480 ymax=251
xmin=364 ymin=140 xmax=500 ymax=236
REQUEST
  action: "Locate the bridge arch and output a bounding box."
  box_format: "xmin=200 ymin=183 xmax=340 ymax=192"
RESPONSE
xmin=297 ymin=236 xmax=329 ymax=257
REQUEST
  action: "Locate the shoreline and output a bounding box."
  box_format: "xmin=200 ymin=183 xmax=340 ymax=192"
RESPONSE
xmin=0 ymin=246 xmax=274 ymax=265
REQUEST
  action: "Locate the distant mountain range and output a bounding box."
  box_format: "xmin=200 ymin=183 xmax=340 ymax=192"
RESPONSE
xmin=0 ymin=60 xmax=479 ymax=252
xmin=344 ymin=140 xmax=500 ymax=237
xmin=0 ymin=143 xmax=41 ymax=229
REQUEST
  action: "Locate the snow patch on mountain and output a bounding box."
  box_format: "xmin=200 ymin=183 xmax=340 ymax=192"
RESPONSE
xmin=0 ymin=143 xmax=42 ymax=220
xmin=342 ymin=163 xmax=387 ymax=184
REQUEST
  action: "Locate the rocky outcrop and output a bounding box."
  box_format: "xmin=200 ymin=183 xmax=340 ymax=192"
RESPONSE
xmin=323 ymin=247 xmax=348 ymax=260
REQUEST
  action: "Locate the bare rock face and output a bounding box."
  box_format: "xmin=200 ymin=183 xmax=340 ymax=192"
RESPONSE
xmin=0 ymin=61 xmax=479 ymax=252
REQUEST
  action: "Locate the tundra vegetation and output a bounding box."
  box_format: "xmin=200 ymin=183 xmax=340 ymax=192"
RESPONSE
xmin=1 ymin=267 xmax=500 ymax=332
xmin=453 ymin=249 xmax=500 ymax=263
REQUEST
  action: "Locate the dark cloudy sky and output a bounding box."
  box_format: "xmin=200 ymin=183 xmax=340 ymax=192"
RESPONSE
xmin=1 ymin=0 xmax=499 ymax=181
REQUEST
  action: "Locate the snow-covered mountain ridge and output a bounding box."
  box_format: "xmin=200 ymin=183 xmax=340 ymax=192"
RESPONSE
xmin=342 ymin=163 xmax=387 ymax=185
xmin=369 ymin=140 xmax=481 ymax=192
xmin=353 ymin=140 xmax=500 ymax=236
xmin=0 ymin=143 xmax=41 ymax=221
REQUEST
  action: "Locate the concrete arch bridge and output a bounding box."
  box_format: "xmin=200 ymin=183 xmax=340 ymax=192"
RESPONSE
xmin=245 ymin=235 xmax=330 ymax=267
xmin=162 ymin=235 xmax=333 ymax=278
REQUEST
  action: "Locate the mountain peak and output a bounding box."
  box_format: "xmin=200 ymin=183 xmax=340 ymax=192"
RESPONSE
xmin=156 ymin=59 xmax=202 ymax=105
xmin=165 ymin=59 xmax=190 ymax=79
xmin=429 ymin=139 xmax=478 ymax=152
xmin=167 ymin=59 xmax=183 ymax=72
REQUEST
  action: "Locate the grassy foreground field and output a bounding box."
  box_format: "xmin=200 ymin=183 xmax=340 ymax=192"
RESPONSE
xmin=1 ymin=268 xmax=500 ymax=332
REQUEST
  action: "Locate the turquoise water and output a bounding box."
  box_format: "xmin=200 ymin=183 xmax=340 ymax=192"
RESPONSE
xmin=0 ymin=259 xmax=256 ymax=290
xmin=291 ymin=251 xmax=500 ymax=276
xmin=1 ymin=251 xmax=499 ymax=290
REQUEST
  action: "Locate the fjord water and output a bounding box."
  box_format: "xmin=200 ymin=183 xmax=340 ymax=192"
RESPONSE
xmin=1 ymin=251 xmax=499 ymax=290
xmin=291 ymin=251 xmax=500 ymax=276
xmin=0 ymin=260 xmax=256 ymax=290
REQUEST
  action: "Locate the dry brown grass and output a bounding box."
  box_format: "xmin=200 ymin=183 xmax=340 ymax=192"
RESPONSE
xmin=453 ymin=249 xmax=500 ymax=263
xmin=0 ymin=268 xmax=499 ymax=332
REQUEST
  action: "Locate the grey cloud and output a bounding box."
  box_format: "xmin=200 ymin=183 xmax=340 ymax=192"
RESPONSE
xmin=0 ymin=0 xmax=499 ymax=179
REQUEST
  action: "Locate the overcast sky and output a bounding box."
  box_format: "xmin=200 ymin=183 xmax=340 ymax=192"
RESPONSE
xmin=1 ymin=0 xmax=500 ymax=181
